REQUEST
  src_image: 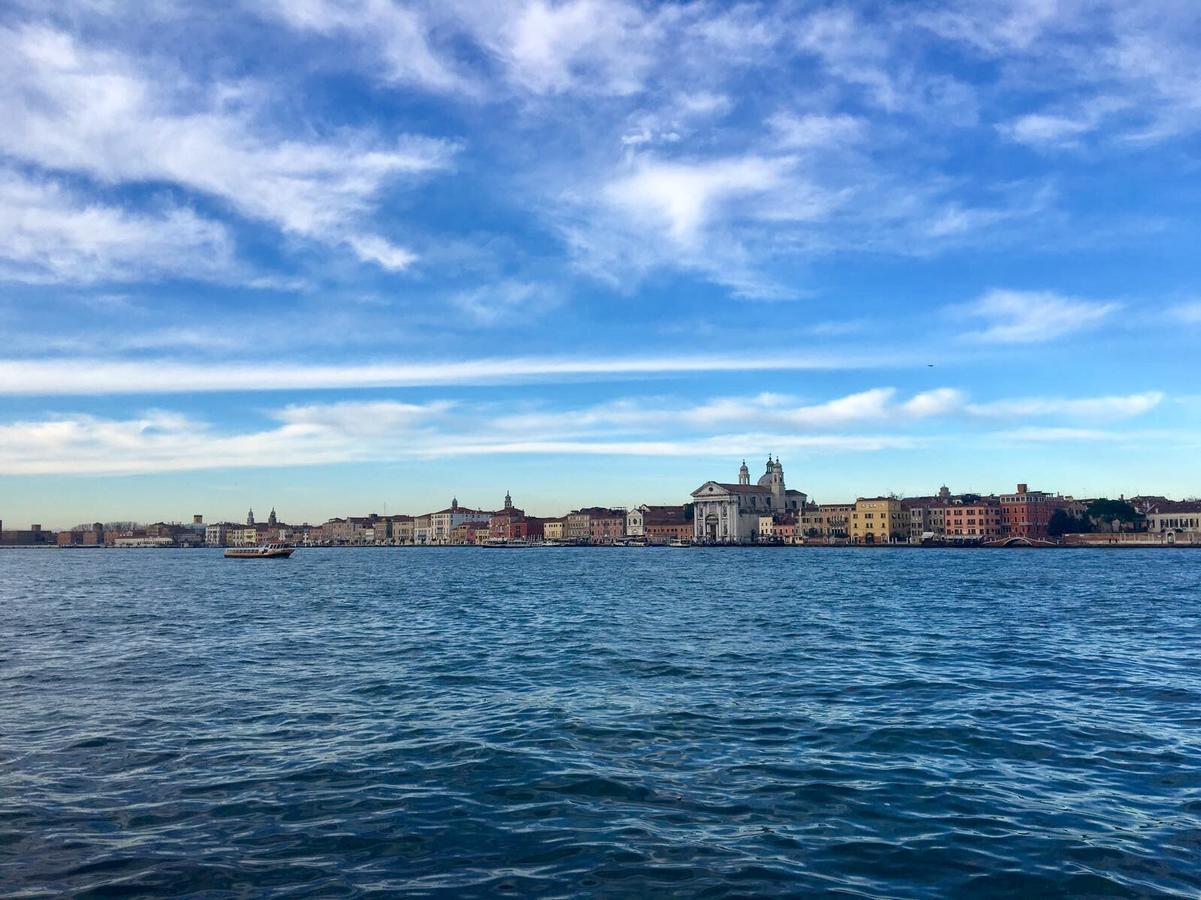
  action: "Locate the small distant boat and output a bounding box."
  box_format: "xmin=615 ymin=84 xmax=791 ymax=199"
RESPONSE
xmin=224 ymin=543 xmax=295 ymax=559
xmin=667 ymin=539 xmax=692 ymax=548
xmin=481 ymin=539 xmax=536 ymax=549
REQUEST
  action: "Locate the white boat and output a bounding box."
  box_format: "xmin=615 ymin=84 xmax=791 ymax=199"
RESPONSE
xmin=224 ymin=543 xmax=295 ymax=559
xmin=667 ymin=539 xmax=692 ymax=548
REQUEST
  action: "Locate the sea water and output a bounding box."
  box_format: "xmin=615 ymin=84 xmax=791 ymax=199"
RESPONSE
xmin=2 ymin=547 xmax=1200 ymax=897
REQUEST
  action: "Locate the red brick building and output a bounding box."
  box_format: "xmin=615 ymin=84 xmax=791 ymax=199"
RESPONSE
xmin=488 ymin=493 xmax=545 ymax=541
xmin=998 ymin=483 xmax=1064 ymax=539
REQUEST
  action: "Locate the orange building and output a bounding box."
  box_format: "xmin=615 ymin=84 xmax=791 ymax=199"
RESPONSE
xmin=943 ymin=500 xmax=1004 ymax=540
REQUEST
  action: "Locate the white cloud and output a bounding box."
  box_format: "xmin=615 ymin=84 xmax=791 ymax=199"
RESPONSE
xmin=768 ymin=112 xmax=867 ymax=149
xmin=602 ymin=155 xmax=786 ymax=244
xmin=958 ymin=288 xmax=1120 ymax=342
xmin=0 ymin=24 xmax=454 ymax=271
xmin=0 ymin=382 xmax=1169 ymax=475
xmin=901 ymin=387 xmax=966 ymax=418
xmin=495 ymin=387 xmax=968 ymax=435
xmin=968 ymin=392 xmax=1163 ymax=420
xmin=0 ymin=401 xmax=918 ymax=476
xmin=1001 ymin=112 xmax=1099 ymax=148
xmin=345 ymin=235 xmax=418 ymax=272
xmin=0 ymin=351 xmax=917 ymax=396
xmin=264 ymin=0 xmax=477 ymax=95
xmin=484 ymin=0 xmax=662 ymax=96
xmin=275 ymin=399 xmax=455 ymax=435
xmin=0 ymin=170 xmax=235 ymax=284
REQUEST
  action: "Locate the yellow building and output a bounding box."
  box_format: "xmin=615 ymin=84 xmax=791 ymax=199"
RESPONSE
xmin=543 ymin=518 xmax=566 ymax=541
xmin=799 ymin=503 xmax=854 ymax=540
xmin=230 ymin=527 xmax=259 ymax=547
xmin=851 ymin=497 xmax=905 ymax=544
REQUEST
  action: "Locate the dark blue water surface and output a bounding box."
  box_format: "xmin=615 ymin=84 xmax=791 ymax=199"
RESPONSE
xmin=3 ymin=548 xmax=1201 ymax=898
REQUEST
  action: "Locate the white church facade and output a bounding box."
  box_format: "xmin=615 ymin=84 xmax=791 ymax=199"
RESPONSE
xmin=691 ymin=457 xmax=807 ymax=544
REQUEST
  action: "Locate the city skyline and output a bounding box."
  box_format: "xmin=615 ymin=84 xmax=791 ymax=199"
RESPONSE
xmin=3 ymin=2 xmax=1201 ymax=525
xmin=7 ymin=463 xmax=1199 ymax=533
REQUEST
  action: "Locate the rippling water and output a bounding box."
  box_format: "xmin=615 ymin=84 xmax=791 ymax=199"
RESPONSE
xmin=3 ymin=547 xmax=1201 ymax=897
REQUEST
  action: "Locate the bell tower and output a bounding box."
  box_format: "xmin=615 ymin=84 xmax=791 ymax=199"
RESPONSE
xmin=738 ymin=460 xmax=750 ymax=485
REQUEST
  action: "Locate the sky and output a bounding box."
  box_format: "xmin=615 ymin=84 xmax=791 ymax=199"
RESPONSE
xmin=2 ymin=0 xmax=1201 ymax=528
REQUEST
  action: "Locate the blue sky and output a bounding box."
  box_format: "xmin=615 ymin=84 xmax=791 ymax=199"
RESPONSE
xmin=2 ymin=0 xmax=1200 ymax=527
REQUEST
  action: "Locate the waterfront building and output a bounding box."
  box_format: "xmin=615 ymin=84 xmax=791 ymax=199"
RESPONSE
xmin=57 ymin=524 xmax=104 ymax=547
xmin=1146 ymin=505 xmax=1201 ymax=534
xmin=543 ymin=518 xmax=567 ymax=541
xmin=489 ymin=492 xmax=545 ymax=541
xmin=429 ymin=499 xmax=496 ymax=544
xmin=759 ymin=514 xmax=797 ymax=543
xmin=413 ymin=515 xmax=433 ymax=545
xmin=943 ymin=499 xmax=1004 ymax=540
xmin=450 ymin=520 xmax=490 ymax=545
xmin=625 ymin=506 xmax=647 ymax=537
xmin=798 ymin=503 xmax=853 ymax=541
xmin=998 ymin=483 xmax=1064 ymax=539
xmin=629 ymin=505 xmax=691 ymax=544
xmin=691 ymin=457 xmax=807 ymax=544
xmin=0 ymin=524 xmax=53 ymax=546
xmin=901 ymin=497 xmax=948 ymax=543
xmin=646 ymin=517 xmax=692 ymax=544
xmin=324 ymin=516 xmax=377 ymax=545
xmin=230 ymin=526 xmax=258 ymax=547
xmin=587 ymin=508 xmax=627 ymax=544
xmin=850 ymin=498 xmax=906 ymax=544
xmin=387 ymin=515 xmax=414 ymax=545
xmin=565 ymin=510 xmax=592 ymax=542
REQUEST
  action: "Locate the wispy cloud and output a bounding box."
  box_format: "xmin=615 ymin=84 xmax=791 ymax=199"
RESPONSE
xmin=0 ymin=352 xmax=918 ymax=396
xmin=0 ymin=379 xmax=1170 ymax=476
xmin=0 ymin=402 xmax=920 ymax=476
xmin=957 ymin=289 xmax=1120 ymax=342
xmin=0 ymin=23 xmax=454 ymax=273
xmin=449 ymin=280 xmax=560 ymax=326
xmin=0 ymin=170 xmax=235 ymax=284
xmin=262 ymin=0 xmax=479 ymax=96
xmin=967 ymin=392 xmax=1163 ymax=419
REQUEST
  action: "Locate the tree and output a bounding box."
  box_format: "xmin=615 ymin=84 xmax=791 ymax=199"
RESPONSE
xmin=1048 ymin=509 xmax=1088 ymax=537
xmin=1086 ymin=499 xmax=1139 ymax=524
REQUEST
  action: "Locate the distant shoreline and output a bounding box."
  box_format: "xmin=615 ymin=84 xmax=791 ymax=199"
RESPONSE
xmin=7 ymin=543 xmax=1199 ymax=551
